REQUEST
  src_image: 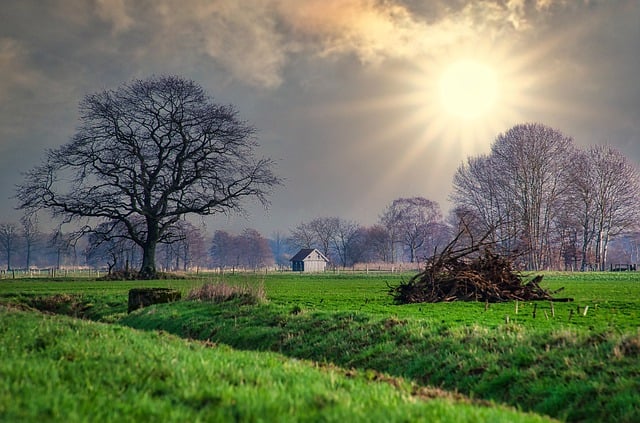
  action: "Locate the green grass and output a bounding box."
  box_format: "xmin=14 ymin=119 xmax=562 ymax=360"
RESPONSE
xmin=1 ymin=271 xmax=640 ymax=422
xmin=117 ymin=298 xmax=640 ymax=422
xmin=0 ymin=306 xmax=550 ymax=423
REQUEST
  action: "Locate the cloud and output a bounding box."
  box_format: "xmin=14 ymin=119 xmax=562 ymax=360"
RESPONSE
xmin=270 ymin=0 xmax=535 ymax=64
xmin=0 ymin=38 xmax=47 ymax=142
xmin=96 ymin=0 xmax=134 ymax=33
xmin=86 ymin=0 xmax=563 ymax=89
xmin=196 ymin=2 xmax=289 ymax=88
xmin=0 ymin=38 xmax=37 ymax=95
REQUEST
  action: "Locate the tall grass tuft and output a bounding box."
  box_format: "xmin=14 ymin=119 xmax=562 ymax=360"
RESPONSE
xmin=187 ymin=281 xmax=265 ymax=305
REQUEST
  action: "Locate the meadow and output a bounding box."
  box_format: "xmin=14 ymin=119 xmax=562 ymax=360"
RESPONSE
xmin=1 ymin=271 xmax=639 ymax=422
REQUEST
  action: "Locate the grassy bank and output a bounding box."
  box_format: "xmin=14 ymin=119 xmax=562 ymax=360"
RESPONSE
xmin=118 ymin=298 xmax=640 ymax=422
xmin=0 ymin=307 xmax=550 ymax=423
xmin=1 ymin=271 xmax=639 ymax=421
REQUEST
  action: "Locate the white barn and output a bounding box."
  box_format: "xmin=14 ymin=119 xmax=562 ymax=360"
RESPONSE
xmin=290 ymin=248 xmax=329 ymax=272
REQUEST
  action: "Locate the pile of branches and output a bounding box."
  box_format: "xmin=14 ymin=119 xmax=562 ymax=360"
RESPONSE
xmin=390 ymin=232 xmax=557 ymax=304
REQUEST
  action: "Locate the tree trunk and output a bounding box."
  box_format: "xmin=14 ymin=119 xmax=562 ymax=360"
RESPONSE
xmin=139 ymin=218 xmax=160 ymax=279
xmin=25 ymin=243 xmax=31 ymax=270
xmin=580 ymin=222 xmax=590 ymax=271
xmin=601 ymin=232 xmax=610 ymax=271
xmin=139 ymin=245 xmax=157 ymax=278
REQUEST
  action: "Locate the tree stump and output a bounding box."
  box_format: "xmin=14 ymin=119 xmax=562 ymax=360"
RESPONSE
xmin=128 ymin=288 xmax=181 ymax=313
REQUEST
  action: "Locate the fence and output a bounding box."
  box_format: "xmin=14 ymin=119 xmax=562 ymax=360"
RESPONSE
xmin=0 ymin=268 xmax=104 ymax=279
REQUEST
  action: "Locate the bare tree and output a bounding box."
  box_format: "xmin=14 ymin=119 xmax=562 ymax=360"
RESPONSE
xmin=239 ymin=228 xmax=274 ymax=270
xmin=49 ymin=230 xmax=76 ymax=270
xmin=270 ymin=231 xmax=291 ymax=269
xmin=559 ymin=146 xmax=640 ymax=271
xmin=288 ymin=221 xmax=316 ymax=251
xmin=331 ymin=219 xmax=361 ymax=267
xmin=182 ymin=223 xmax=208 ymax=272
xmin=16 ymin=75 xmax=280 ymax=278
xmin=289 ymin=217 xmax=339 ymax=260
xmin=451 ymin=123 xmax=574 ymax=270
xmin=85 ymin=220 xmax=138 ymax=273
xmin=209 ymin=228 xmax=273 ymax=271
xmin=380 ymin=197 xmax=443 ymax=263
xmin=308 ymin=217 xmax=339 ymax=259
xmin=585 ymin=145 xmax=640 ymax=270
xmin=156 ymin=220 xmax=207 ymax=271
xmin=0 ymin=223 xmax=19 ymax=271
xmin=565 ymin=148 xmax=598 ymax=270
xmin=209 ymin=230 xmax=239 ymax=271
xmin=450 ymin=155 xmax=516 ymax=250
xmin=490 ymin=123 xmax=574 ymax=270
xmin=379 ymin=203 xmax=402 ymax=263
xmin=363 ymin=224 xmax=392 ymax=262
xmin=20 ymin=213 xmax=39 ymax=270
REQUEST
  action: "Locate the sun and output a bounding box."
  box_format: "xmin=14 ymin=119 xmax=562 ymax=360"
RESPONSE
xmin=438 ymin=60 xmax=498 ymax=120
xmin=313 ymin=39 xmax=549 ymax=206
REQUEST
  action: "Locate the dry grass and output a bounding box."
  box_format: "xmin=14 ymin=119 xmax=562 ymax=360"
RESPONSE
xmin=612 ymin=332 xmax=640 ymax=359
xmin=187 ymin=281 xmax=266 ymax=305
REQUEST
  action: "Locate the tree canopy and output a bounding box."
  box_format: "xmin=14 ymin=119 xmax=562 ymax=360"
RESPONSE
xmin=17 ymin=75 xmax=280 ymax=278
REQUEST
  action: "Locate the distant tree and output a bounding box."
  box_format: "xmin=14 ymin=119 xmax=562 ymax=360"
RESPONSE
xmin=288 ymin=221 xmax=316 ymax=251
xmin=0 ymin=223 xmax=19 ymax=271
xmin=450 ymin=155 xmax=512 ymax=248
xmin=608 ymin=231 xmax=640 ymax=267
xmin=451 ymin=123 xmax=574 ymax=270
xmin=85 ymin=220 xmax=138 ymax=273
xmin=49 ymin=230 xmax=76 ymax=270
xmin=418 ymin=221 xmax=453 ymax=261
xmin=157 ymin=221 xmax=207 ymax=271
xmin=239 ymin=228 xmax=274 ymax=269
xmin=16 ymin=75 xmax=280 ymax=279
xmin=379 ymin=205 xmax=402 ymax=263
xmin=362 ymin=224 xmax=392 ymax=262
xmin=340 ymin=226 xmax=369 ymax=264
xmin=564 ymin=148 xmax=598 ymax=270
xmin=331 ymin=219 xmax=361 ymax=267
xmin=269 ymin=231 xmax=292 ymax=269
xmin=579 ymin=145 xmax=640 ymax=270
xmin=307 ymin=217 xmax=339 ymax=259
xmin=20 ymin=213 xmax=39 ymax=270
xmin=210 ymin=230 xmax=237 ymax=271
xmin=288 ymin=217 xmax=338 ymax=260
xmin=182 ymin=223 xmax=208 ymax=272
xmin=209 ymin=228 xmax=273 ymax=270
xmin=490 ymin=123 xmax=574 ymax=270
xmin=380 ymin=197 xmax=443 ymax=263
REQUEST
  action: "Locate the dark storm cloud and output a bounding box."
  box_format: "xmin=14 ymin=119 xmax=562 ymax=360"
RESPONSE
xmin=1 ymin=0 xmax=638 ymax=233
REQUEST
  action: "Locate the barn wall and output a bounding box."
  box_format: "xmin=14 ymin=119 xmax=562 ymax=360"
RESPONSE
xmin=303 ymin=259 xmax=326 ymax=272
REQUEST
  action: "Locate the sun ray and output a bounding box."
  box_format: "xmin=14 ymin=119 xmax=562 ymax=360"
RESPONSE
xmin=303 ymin=20 xmax=590 ymax=212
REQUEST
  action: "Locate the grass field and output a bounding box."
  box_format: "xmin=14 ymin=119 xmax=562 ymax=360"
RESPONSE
xmin=1 ymin=271 xmax=639 ymax=422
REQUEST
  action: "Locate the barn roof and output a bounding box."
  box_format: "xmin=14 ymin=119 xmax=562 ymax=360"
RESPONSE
xmin=290 ymin=248 xmax=329 ymax=262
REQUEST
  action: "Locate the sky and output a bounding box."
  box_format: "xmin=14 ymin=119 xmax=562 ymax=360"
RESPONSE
xmin=1 ymin=0 xmax=639 ymax=237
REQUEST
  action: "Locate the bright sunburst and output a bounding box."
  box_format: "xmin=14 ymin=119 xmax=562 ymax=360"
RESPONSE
xmin=438 ymin=59 xmax=498 ymax=120
xmin=312 ymin=36 xmax=556 ymax=208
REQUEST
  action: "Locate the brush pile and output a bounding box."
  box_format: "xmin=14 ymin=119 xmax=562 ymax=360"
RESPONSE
xmin=390 ymin=242 xmax=555 ymax=304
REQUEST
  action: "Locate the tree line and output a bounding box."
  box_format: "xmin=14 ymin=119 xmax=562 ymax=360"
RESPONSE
xmin=8 ymin=76 xmax=640 ymax=275
xmin=2 ymin=186 xmax=639 ymax=273
xmin=450 ymin=123 xmax=640 ymax=271
xmin=0 ymin=197 xmax=450 ymax=272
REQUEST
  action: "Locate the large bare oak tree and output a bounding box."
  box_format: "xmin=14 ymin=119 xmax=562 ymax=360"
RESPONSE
xmin=17 ymin=75 xmax=280 ymax=278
